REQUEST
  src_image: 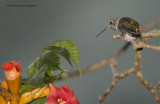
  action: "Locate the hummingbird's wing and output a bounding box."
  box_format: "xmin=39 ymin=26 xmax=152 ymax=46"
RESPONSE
xmin=118 ymin=17 xmax=141 ymax=37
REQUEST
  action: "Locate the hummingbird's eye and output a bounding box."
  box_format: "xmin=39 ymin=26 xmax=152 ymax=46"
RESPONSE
xmin=110 ymin=21 xmax=113 ymax=24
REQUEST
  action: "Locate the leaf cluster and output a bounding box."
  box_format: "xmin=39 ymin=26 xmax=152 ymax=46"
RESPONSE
xmin=19 ymin=40 xmax=81 ymax=100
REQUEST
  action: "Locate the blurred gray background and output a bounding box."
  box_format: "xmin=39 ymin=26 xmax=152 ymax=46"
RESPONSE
xmin=0 ymin=0 xmax=160 ymax=104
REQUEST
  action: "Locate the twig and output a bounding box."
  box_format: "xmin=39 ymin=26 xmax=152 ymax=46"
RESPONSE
xmin=59 ymin=42 xmax=130 ymax=80
xmin=99 ymin=26 xmax=160 ymax=103
xmin=134 ymin=42 xmax=160 ymax=51
xmin=113 ymin=30 xmax=160 ymax=51
xmin=99 ymin=61 xmax=135 ymax=102
xmin=141 ymin=17 xmax=160 ymax=32
xmin=113 ymin=29 xmax=160 ymax=40
xmin=134 ymin=50 xmax=160 ymax=103
xmin=155 ymin=81 xmax=160 ymax=90
xmin=100 ymin=43 xmax=160 ymax=103
xmin=135 ymin=70 xmax=160 ymax=103
xmin=99 ymin=78 xmax=118 ymax=103
xmin=142 ymin=29 xmax=160 ymax=38
xmin=58 ymin=18 xmax=160 ymax=81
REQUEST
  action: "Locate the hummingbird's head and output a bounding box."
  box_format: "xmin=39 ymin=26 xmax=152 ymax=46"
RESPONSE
xmin=96 ymin=17 xmax=121 ymax=37
xmin=108 ymin=17 xmax=121 ymax=30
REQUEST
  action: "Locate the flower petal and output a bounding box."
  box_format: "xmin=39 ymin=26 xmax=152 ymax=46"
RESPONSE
xmin=15 ymin=61 xmax=22 ymax=73
xmin=1 ymin=61 xmax=17 ymax=71
xmin=45 ymin=84 xmax=60 ymax=104
xmin=69 ymin=96 xmax=79 ymax=104
xmin=1 ymin=61 xmax=21 ymax=73
xmin=65 ymin=88 xmax=75 ymax=103
xmin=68 ymin=88 xmax=74 ymax=97
xmin=45 ymin=96 xmax=58 ymax=104
xmin=46 ymin=84 xmax=79 ymax=104
xmin=60 ymin=85 xmax=70 ymax=100
xmin=48 ymin=84 xmax=62 ymax=98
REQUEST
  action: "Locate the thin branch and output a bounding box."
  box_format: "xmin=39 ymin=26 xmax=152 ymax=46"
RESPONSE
xmin=99 ymin=61 xmax=135 ymax=102
xmin=99 ymin=78 xmax=118 ymax=103
xmin=142 ymin=29 xmax=160 ymax=38
xmin=99 ymin=26 xmax=160 ymax=103
xmin=113 ymin=30 xmax=160 ymax=51
xmin=112 ymin=31 xmax=160 ymax=102
xmin=58 ymin=18 xmax=160 ymax=81
xmin=141 ymin=17 xmax=160 ymax=32
xmin=100 ymin=45 xmax=160 ymax=103
xmin=99 ymin=18 xmax=160 ymax=103
xmin=134 ymin=42 xmax=160 ymax=51
xmin=119 ymin=68 xmax=135 ymax=78
xmin=135 ymin=71 xmax=160 ymax=103
xmin=113 ymin=29 xmax=160 ymax=40
xmin=155 ymin=81 xmax=160 ymax=90
xmin=134 ymin=50 xmax=160 ymax=103
xmin=59 ymin=42 xmax=130 ymax=80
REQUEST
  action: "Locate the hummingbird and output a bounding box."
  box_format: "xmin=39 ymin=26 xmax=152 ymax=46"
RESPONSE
xmin=96 ymin=17 xmax=141 ymax=40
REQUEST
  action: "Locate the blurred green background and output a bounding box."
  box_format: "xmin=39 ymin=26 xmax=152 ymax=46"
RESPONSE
xmin=0 ymin=0 xmax=160 ymax=103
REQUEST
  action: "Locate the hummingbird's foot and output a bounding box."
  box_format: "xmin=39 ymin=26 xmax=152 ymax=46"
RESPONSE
xmin=132 ymin=41 xmax=143 ymax=51
xmin=113 ymin=34 xmax=122 ymax=39
xmin=121 ymin=37 xmax=125 ymax=41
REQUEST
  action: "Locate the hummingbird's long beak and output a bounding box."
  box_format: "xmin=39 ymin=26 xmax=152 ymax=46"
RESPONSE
xmin=96 ymin=25 xmax=110 ymax=38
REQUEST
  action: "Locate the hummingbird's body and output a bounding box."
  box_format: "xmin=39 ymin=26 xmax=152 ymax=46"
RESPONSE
xmin=96 ymin=17 xmax=141 ymax=40
xmin=118 ymin=17 xmax=141 ymax=40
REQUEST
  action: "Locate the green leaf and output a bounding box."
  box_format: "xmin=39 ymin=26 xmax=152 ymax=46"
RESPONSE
xmin=19 ymin=84 xmax=36 ymax=94
xmin=27 ymin=49 xmax=62 ymax=78
xmin=29 ymin=97 xmax=47 ymax=104
xmin=37 ymin=52 xmax=62 ymax=76
xmin=47 ymin=46 xmax=73 ymax=67
xmin=24 ymin=40 xmax=81 ymax=88
xmin=38 ymin=52 xmax=61 ymax=70
xmin=22 ymin=65 xmax=63 ymax=87
xmin=22 ymin=65 xmax=49 ymax=86
xmin=50 ymin=40 xmax=81 ymax=76
xmin=43 ymin=70 xmax=64 ymax=84
xmin=27 ymin=56 xmax=40 ymax=77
